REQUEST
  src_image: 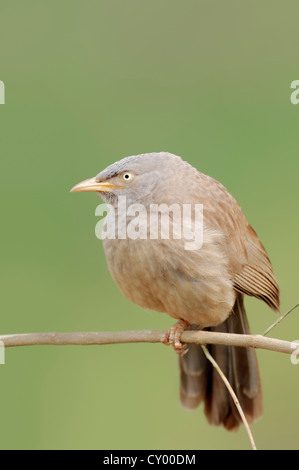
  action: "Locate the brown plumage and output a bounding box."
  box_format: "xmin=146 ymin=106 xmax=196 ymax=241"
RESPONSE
xmin=71 ymin=152 xmax=279 ymax=431
xmin=180 ymin=294 xmax=263 ymax=430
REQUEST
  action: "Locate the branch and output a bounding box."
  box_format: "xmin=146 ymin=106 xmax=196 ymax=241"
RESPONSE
xmin=1 ymin=328 xmax=296 ymax=451
xmin=0 ymin=330 xmax=296 ymax=355
xmin=263 ymin=303 xmax=299 ymax=336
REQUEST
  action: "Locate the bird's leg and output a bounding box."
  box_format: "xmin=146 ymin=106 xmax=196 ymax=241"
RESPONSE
xmin=162 ymin=319 xmax=190 ymax=356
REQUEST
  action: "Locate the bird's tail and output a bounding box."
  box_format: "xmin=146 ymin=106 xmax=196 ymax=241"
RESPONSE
xmin=179 ymin=293 xmax=262 ymax=431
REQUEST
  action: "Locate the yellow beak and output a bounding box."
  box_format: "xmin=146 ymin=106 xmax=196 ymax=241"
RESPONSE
xmin=70 ymin=177 xmax=123 ymax=193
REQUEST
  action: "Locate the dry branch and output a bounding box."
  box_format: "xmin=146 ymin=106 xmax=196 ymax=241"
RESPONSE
xmin=0 ymin=330 xmax=296 ymax=355
xmin=1 ymin=327 xmax=297 ymax=451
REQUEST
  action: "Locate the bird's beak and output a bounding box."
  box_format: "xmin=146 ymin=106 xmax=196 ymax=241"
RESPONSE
xmin=70 ymin=177 xmax=123 ymax=193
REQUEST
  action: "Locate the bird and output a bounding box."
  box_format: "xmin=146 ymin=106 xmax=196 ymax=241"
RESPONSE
xmin=71 ymin=152 xmax=279 ymax=431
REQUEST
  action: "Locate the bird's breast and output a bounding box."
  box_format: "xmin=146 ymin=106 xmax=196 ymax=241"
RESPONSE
xmin=102 ymin=222 xmax=236 ymax=328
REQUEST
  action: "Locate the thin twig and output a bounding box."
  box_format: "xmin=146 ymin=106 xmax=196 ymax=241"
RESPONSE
xmin=0 ymin=330 xmax=295 ymax=355
xmin=263 ymin=303 xmax=299 ymax=336
xmin=201 ymin=345 xmax=257 ymax=451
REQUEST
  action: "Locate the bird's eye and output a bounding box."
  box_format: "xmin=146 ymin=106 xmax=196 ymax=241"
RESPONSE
xmin=120 ymin=171 xmax=135 ymax=182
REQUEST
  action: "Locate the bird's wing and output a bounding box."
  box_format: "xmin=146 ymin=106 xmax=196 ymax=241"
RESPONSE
xmin=196 ymin=173 xmax=280 ymax=312
xmin=233 ymin=224 xmax=280 ymax=311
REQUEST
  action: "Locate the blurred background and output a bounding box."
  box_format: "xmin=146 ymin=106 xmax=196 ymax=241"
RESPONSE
xmin=0 ymin=0 xmax=298 ymax=450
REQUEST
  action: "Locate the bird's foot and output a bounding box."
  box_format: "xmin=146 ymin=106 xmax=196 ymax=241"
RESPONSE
xmin=162 ymin=319 xmax=190 ymax=356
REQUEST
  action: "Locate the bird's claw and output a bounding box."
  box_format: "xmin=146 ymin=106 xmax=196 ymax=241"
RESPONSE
xmin=162 ymin=319 xmax=190 ymax=356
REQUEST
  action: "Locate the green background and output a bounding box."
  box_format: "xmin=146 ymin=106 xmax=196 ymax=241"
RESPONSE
xmin=0 ymin=0 xmax=298 ymax=450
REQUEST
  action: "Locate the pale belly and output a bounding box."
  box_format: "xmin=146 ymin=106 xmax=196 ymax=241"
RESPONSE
xmin=102 ymin=234 xmax=236 ymax=328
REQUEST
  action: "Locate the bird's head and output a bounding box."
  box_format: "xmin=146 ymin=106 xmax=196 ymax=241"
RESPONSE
xmin=70 ymin=152 xmax=185 ymax=205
